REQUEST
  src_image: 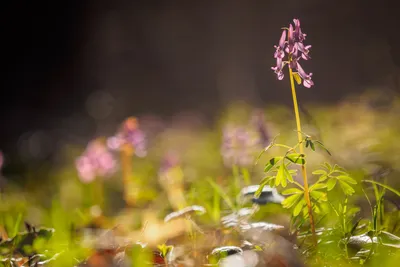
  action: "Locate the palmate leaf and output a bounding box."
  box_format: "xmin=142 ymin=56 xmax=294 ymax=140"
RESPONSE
xmin=339 ymin=180 xmax=355 ymax=195
xmin=275 ymin=163 xmax=293 ymax=188
xmin=282 ymin=188 xmax=303 ymax=195
xmin=282 ymin=193 xmax=303 ymax=209
xmin=310 ymin=190 xmax=327 ymax=202
xmin=323 ymin=162 xmax=332 ymax=171
xmin=337 ymin=175 xmax=357 ymax=184
xmin=275 ymin=165 xmax=285 ymax=187
xmin=255 ymin=176 xmax=275 ymax=197
xmin=293 ymin=199 xmax=306 ymax=216
xmin=326 ymin=178 xmax=337 ymax=191
xmin=285 ymin=153 xmax=306 ymax=165
xmin=264 ymin=157 xmax=283 ymax=173
xmin=310 ymin=183 xmax=327 ymax=191
xmin=312 ymin=169 xmax=327 ymax=175
xmin=284 ymin=164 xmax=294 ymax=183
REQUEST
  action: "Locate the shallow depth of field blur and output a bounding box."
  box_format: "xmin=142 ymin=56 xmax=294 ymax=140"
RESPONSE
xmin=1 ymin=91 xmax=400 ymax=266
xmin=2 ymin=2 xmax=400 ymax=266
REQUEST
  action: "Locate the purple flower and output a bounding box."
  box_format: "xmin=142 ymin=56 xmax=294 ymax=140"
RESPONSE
xmin=271 ymin=57 xmax=284 ymax=80
xmin=293 ymin=19 xmax=306 ymax=42
xmin=107 ymin=117 xmax=147 ymax=157
xmin=221 ymin=126 xmax=260 ymax=167
xmin=296 ymin=62 xmax=314 ymax=88
xmin=274 ymin=30 xmax=286 ymax=59
xmin=271 ymin=18 xmax=314 ymax=87
xmin=296 ymin=42 xmax=311 ymax=60
xmin=76 ymin=140 xmax=117 ymax=183
xmin=286 ymin=24 xmax=296 ymax=54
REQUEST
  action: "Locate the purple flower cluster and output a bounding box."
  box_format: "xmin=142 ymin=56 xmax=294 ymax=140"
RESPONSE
xmin=221 ymin=126 xmax=260 ymax=167
xmin=272 ymin=19 xmax=314 ymax=88
xmin=75 ymin=140 xmax=117 ymax=183
xmin=107 ymin=117 xmax=147 ymax=157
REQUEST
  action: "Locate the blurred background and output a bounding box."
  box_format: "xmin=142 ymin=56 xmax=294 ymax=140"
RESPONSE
xmin=1 ymin=2 xmax=400 ymax=265
xmin=1 ymin=0 xmax=400 ymax=175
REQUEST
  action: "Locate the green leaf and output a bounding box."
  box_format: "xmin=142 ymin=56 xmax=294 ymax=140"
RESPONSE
xmin=255 ymin=176 xmax=274 ymax=197
xmin=285 ymin=153 xmax=306 ymax=165
xmin=339 ymin=180 xmax=355 ymax=195
xmin=12 ymin=213 xmax=23 ymax=238
xmin=326 ymin=178 xmax=337 ymax=191
xmin=302 ymin=206 xmax=309 ymax=217
xmin=282 ymin=188 xmax=303 ymax=195
xmin=284 ymin=164 xmax=294 ymax=183
xmin=264 ymin=157 xmax=283 ymax=173
xmin=275 ymin=165 xmax=284 ymax=187
xmin=310 ymin=190 xmax=327 ymax=202
xmin=323 ymin=162 xmax=332 ymax=171
xmin=363 ymin=180 xmax=400 ymax=197
xmin=207 ymin=178 xmax=235 ymax=210
xmin=281 ymin=169 xmax=287 ymax=187
xmin=317 ymin=175 xmax=328 ymax=182
xmin=276 ymin=163 xmax=293 ymax=187
xmin=282 ymin=193 xmax=303 ymax=209
xmin=293 ymin=72 xmax=302 ymax=85
xmin=314 ymin=140 xmax=332 ymax=155
xmin=269 ymin=178 xmax=275 ymax=187
xmin=337 ymin=175 xmax=357 ymax=184
xmin=347 ymin=207 xmax=361 ymax=217
xmin=310 ymin=141 xmax=315 ymax=151
xmin=310 ymin=183 xmax=327 ymax=191
xmin=313 ymin=204 xmax=321 ymax=214
xmin=312 ymin=170 xmax=327 ymax=175
xmin=293 ymin=199 xmax=306 ymax=216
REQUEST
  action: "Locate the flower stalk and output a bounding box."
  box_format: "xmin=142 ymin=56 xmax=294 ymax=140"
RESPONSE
xmin=289 ymin=67 xmax=317 ymax=245
xmin=121 ymin=144 xmax=134 ymax=206
xmin=107 ymin=117 xmax=147 ymax=207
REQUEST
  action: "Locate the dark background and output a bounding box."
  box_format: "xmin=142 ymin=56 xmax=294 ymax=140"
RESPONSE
xmin=1 ymin=0 xmax=400 ymax=162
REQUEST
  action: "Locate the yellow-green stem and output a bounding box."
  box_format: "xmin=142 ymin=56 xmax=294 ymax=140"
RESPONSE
xmin=289 ymin=67 xmax=317 ymax=246
xmin=121 ymin=146 xmax=134 ymax=206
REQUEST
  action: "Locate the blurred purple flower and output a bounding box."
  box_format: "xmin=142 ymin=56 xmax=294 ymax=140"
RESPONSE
xmin=251 ymin=110 xmax=270 ymax=148
xmin=76 ymin=140 xmax=117 ymax=183
xmin=271 ymin=18 xmax=314 ymax=87
xmin=107 ymin=117 xmax=147 ymax=157
xmin=159 ymin=151 xmax=180 ymax=176
xmin=221 ymin=126 xmax=260 ymax=167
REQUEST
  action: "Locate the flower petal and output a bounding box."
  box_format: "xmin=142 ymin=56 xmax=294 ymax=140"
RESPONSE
xmin=279 ymin=30 xmax=287 ymax=49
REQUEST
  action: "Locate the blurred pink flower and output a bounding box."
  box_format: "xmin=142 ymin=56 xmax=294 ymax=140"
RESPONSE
xmin=107 ymin=117 xmax=147 ymax=157
xmin=221 ymin=126 xmax=260 ymax=167
xmin=75 ymin=140 xmax=117 ymax=183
